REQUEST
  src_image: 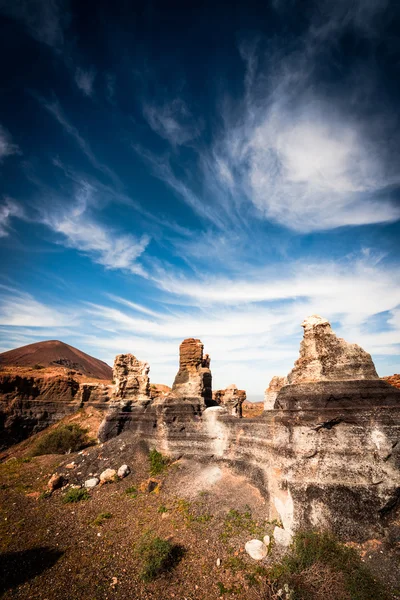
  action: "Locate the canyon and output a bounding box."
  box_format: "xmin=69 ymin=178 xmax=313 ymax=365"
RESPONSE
xmin=1 ymin=315 xmax=400 ymax=548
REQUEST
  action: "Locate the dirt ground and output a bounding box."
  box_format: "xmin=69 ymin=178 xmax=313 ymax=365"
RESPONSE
xmin=1 ymin=423 xmax=399 ymax=600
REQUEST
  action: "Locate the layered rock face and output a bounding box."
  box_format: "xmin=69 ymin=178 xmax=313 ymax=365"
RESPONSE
xmin=172 ymin=339 xmax=212 ymax=406
xmin=214 ymin=384 xmax=246 ymax=417
xmin=0 ymin=372 xmax=111 ymax=449
xmin=264 ymin=376 xmax=287 ymax=410
xmin=93 ymin=319 xmax=400 ymax=545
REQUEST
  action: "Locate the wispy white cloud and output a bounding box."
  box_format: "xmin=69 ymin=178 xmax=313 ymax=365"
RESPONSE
xmin=40 ymin=182 xmax=150 ymax=276
xmin=0 ymin=0 xmax=68 ymax=48
xmin=75 ymin=67 xmax=96 ymax=97
xmin=0 ymin=285 xmax=75 ymax=327
xmin=0 ymin=125 xmax=20 ymax=161
xmin=0 ymin=199 xmax=23 ymax=237
xmin=143 ymin=98 xmax=201 ymax=147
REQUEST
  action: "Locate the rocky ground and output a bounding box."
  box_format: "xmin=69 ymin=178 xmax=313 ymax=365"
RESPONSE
xmin=1 ymin=411 xmax=399 ymax=600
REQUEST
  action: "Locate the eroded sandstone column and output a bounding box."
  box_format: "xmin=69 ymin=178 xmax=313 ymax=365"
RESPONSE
xmin=172 ymin=338 xmax=212 ymax=406
xmin=113 ymin=354 xmax=151 ymax=403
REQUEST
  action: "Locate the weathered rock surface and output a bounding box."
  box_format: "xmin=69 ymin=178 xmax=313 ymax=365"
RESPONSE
xmin=172 ymin=339 xmax=212 ymax=406
xmin=245 ymin=539 xmax=268 ymax=560
xmin=287 ymin=315 xmax=378 ymax=384
xmin=113 ymin=354 xmax=150 ymax=404
xmin=0 ymin=370 xmax=112 ymax=449
xmin=100 ymin=468 xmax=116 ymax=484
xmin=264 ymin=376 xmax=287 ymax=410
xmin=214 ymin=384 xmax=245 ymax=417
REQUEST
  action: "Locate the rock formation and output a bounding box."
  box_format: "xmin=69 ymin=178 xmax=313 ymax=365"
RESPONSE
xmin=264 ymin=376 xmax=287 ymax=410
xmin=112 ymin=354 xmax=151 ymax=404
xmin=274 ymin=316 xmax=398 ymax=411
xmin=287 ymin=315 xmax=378 ymax=384
xmin=172 ymin=338 xmax=213 ymax=406
xmin=213 ymin=384 xmax=246 ymax=417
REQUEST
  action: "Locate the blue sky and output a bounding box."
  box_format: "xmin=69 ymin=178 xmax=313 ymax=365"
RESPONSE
xmin=0 ymin=0 xmax=399 ymax=399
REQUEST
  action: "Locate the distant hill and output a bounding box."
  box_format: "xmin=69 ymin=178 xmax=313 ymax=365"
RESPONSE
xmin=0 ymin=340 xmax=112 ymax=380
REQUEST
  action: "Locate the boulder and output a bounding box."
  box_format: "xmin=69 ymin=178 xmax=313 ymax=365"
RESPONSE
xmin=84 ymin=477 xmax=100 ymax=488
xmin=47 ymin=473 xmax=65 ymax=491
xmin=99 ymin=468 xmax=117 ymax=484
xmin=117 ymin=464 xmax=130 ymax=479
xmin=213 ymin=384 xmax=246 ymax=417
xmin=244 ymin=539 xmax=268 ymax=560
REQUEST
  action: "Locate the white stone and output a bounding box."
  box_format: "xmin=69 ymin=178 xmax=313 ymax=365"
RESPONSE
xmin=273 ymin=526 xmax=292 ymax=547
xmin=263 ymin=535 xmax=270 ymax=547
xmin=84 ymin=477 xmax=99 ymax=488
xmin=244 ymin=539 xmax=268 ymax=560
xmin=216 ymin=558 xmax=221 ymax=566
xmin=117 ymin=465 xmax=130 ymax=479
xmin=99 ymin=468 xmax=117 ymax=483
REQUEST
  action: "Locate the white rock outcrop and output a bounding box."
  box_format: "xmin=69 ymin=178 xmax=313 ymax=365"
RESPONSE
xmin=287 ymin=315 xmax=379 ymax=384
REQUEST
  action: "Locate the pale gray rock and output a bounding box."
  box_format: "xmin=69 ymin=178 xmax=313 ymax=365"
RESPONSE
xmin=263 ymin=535 xmax=270 ymax=547
xmin=273 ymin=526 xmax=292 ymax=547
xmin=245 ymin=539 xmax=268 ymax=560
xmin=84 ymin=477 xmax=99 ymax=488
xmin=117 ymin=464 xmax=130 ymax=478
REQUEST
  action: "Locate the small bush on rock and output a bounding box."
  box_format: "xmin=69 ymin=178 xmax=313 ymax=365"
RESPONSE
xmin=268 ymin=530 xmax=390 ymax=600
xmin=32 ymin=424 xmax=89 ymax=456
xmin=149 ymin=449 xmax=169 ymax=476
xmin=135 ymin=533 xmax=184 ymax=582
xmin=63 ymin=488 xmax=90 ymax=503
xmin=91 ymin=512 xmax=112 ymax=526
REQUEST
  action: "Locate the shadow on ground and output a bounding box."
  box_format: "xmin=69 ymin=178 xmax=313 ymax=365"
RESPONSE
xmin=0 ymin=547 xmax=64 ymax=592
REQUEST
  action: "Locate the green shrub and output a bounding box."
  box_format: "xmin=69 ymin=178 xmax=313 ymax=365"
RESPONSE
xmin=32 ymin=424 xmax=89 ymax=456
xmin=125 ymin=485 xmax=138 ymax=498
xmin=62 ymin=488 xmax=90 ymax=503
xmin=135 ymin=533 xmax=184 ymax=582
xmin=91 ymin=512 xmax=112 ymax=526
xmin=268 ymin=530 xmax=390 ymax=600
xmin=149 ymin=449 xmax=169 ymax=476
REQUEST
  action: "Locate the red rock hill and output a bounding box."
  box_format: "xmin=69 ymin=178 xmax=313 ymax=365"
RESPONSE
xmin=0 ymin=340 xmax=112 ymax=380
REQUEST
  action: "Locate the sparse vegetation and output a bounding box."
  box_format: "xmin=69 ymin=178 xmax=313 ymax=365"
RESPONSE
xmin=32 ymin=363 xmax=45 ymax=370
xmin=175 ymin=497 xmax=213 ymax=525
xmin=267 ymin=530 xmax=390 ymax=600
xmin=158 ymin=504 xmax=168 ymax=513
xmin=39 ymin=489 xmax=52 ymax=500
xmin=135 ymin=532 xmax=184 ymax=582
xmin=91 ymin=512 xmax=112 ymax=526
xmin=32 ymin=424 xmax=89 ymax=456
xmin=62 ymin=487 xmax=90 ymax=503
xmin=125 ymin=485 xmax=138 ymax=498
xmin=220 ymin=507 xmax=265 ymax=542
xmin=149 ymin=449 xmax=169 ymax=476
